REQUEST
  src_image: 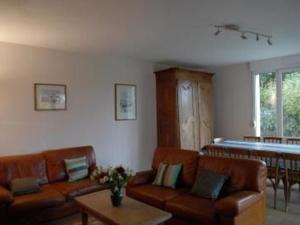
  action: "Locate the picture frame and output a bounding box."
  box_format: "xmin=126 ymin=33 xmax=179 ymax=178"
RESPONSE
xmin=34 ymin=83 xmax=67 ymax=111
xmin=115 ymin=83 xmax=137 ymax=120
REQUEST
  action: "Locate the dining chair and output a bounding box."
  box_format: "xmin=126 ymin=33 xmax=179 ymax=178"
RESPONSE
xmin=263 ymin=137 xmax=283 ymax=144
xmin=286 ymin=138 xmax=300 ymax=145
xmin=282 ymin=153 xmax=300 ymax=212
xmin=244 ymin=136 xmax=261 ymax=142
xmin=250 ymin=150 xmax=283 ymax=209
xmin=204 ymin=145 xmax=227 ymax=157
xmin=227 ymin=148 xmax=250 ymax=159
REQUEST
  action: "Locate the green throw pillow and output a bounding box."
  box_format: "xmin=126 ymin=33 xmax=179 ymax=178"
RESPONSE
xmin=10 ymin=177 xmax=41 ymax=196
xmin=65 ymin=156 xmax=88 ymax=182
xmin=191 ymin=170 xmax=228 ymax=199
xmin=153 ymin=163 xmax=182 ymax=189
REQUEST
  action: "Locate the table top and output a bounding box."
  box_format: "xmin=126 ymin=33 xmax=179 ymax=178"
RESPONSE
xmin=75 ymin=190 xmax=172 ymax=225
xmin=213 ymin=140 xmax=300 ymax=154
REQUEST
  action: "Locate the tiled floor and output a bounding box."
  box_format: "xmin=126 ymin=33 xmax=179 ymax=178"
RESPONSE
xmin=47 ymin=185 xmax=300 ymax=225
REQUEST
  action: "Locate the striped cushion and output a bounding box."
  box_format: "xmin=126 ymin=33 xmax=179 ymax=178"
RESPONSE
xmin=64 ymin=157 xmax=88 ymax=182
xmin=153 ymin=163 xmax=168 ymax=186
xmin=163 ymin=164 xmax=182 ymax=188
xmin=153 ymin=163 xmax=182 ymax=188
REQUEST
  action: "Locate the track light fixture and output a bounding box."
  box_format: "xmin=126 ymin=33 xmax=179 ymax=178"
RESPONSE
xmin=214 ymin=24 xmax=273 ymax=46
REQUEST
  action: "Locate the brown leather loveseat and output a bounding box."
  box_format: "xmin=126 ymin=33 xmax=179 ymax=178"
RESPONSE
xmin=0 ymin=146 xmax=106 ymax=225
xmin=127 ymin=147 xmax=267 ymax=225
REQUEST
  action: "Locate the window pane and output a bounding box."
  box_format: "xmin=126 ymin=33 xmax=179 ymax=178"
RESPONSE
xmin=282 ymin=70 xmax=300 ymax=137
xmin=259 ymin=72 xmax=277 ymax=136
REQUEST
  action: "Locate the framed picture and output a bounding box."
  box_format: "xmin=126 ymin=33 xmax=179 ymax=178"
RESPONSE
xmin=115 ymin=83 xmax=137 ymax=120
xmin=34 ymin=83 xmax=67 ymax=111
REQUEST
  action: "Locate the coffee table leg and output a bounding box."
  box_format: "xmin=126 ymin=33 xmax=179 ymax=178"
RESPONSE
xmin=81 ymin=211 xmax=88 ymax=225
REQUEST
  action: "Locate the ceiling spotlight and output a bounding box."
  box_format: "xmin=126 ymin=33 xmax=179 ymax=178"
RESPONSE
xmin=240 ymin=32 xmax=247 ymax=40
xmin=267 ymin=38 xmax=272 ymax=46
xmin=214 ymin=28 xmax=221 ymax=36
xmin=256 ymin=34 xmax=260 ymax=41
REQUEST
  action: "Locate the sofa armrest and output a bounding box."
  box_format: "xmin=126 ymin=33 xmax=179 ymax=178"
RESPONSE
xmin=215 ymin=191 xmax=264 ymax=217
xmin=0 ymin=186 xmax=13 ymax=204
xmin=128 ymin=170 xmax=156 ymax=187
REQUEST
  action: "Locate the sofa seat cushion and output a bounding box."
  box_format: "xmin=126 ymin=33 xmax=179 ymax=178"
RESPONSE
xmin=49 ymin=179 xmax=107 ymax=200
xmin=8 ymin=185 xmax=65 ymax=215
xmin=165 ymin=193 xmax=217 ymax=225
xmin=126 ymin=184 xmax=187 ymax=209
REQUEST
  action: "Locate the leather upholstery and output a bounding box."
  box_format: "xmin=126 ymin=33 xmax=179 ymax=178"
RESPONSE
xmin=215 ymin=191 xmax=264 ymax=216
xmin=165 ymin=193 xmax=217 ymax=225
xmin=197 ymin=156 xmax=267 ymax=194
xmin=152 ymin=148 xmax=198 ymax=186
xmin=50 ymin=179 xmax=107 ymax=200
xmin=8 ymin=185 xmax=65 ymax=215
xmin=126 ymin=184 xmax=188 ymax=209
xmin=0 ymin=185 xmax=13 ymax=203
xmin=43 ymin=146 xmax=96 ymax=183
xmin=0 ymin=153 xmax=48 ymax=187
xmin=127 ymin=170 xmax=156 ymax=186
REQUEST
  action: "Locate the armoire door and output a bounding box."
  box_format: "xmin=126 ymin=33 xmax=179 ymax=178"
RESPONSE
xmin=198 ymin=80 xmax=213 ymax=148
xmin=177 ymin=80 xmax=200 ymax=150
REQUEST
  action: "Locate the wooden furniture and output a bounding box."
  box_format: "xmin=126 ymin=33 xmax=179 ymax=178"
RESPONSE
xmin=250 ymin=150 xmax=282 ymax=209
xmin=286 ymin=138 xmax=300 ymax=145
xmin=155 ymin=68 xmax=213 ymax=151
xmin=263 ymin=137 xmax=282 ymax=143
xmin=244 ymin=136 xmax=261 ymax=142
xmin=282 ymin=153 xmax=300 ymax=212
xmin=227 ymin=148 xmax=250 ymax=159
xmin=75 ymin=190 xmax=172 ymax=225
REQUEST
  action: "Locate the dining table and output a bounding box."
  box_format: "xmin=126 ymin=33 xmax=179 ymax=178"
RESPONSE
xmin=211 ymin=140 xmax=300 ymax=154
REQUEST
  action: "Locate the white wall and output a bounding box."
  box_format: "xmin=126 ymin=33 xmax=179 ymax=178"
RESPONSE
xmin=0 ymin=42 xmax=157 ymax=171
xmin=213 ymin=63 xmax=254 ymax=140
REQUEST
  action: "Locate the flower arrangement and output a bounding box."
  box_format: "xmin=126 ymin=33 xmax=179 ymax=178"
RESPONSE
xmin=90 ymin=166 xmax=134 ymax=206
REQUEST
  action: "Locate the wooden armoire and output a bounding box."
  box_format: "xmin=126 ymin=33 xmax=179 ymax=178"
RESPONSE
xmin=155 ymin=68 xmax=213 ymax=151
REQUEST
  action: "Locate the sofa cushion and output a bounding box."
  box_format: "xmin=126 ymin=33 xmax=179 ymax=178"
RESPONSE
xmin=0 ymin=153 xmax=48 ymax=187
xmin=152 ymin=148 xmax=199 ymax=187
xmin=8 ymin=185 xmax=65 ymax=215
xmin=165 ymin=193 xmax=217 ymax=225
xmin=64 ymin=157 xmax=88 ymax=182
xmin=43 ymin=146 xmax=96 ymax=183
xmin=197 ymin=156 xmax=267 ymax=194
xmin=10 ymin=177 xmax=41 ymax=196
xmin=49 ymin=178 xmax=107 ymax=200
xmin=126 ymin=184 xmax=188 ymax=209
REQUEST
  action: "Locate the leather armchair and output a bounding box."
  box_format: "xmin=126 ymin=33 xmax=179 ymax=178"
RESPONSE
xmin=0 ymin=186 xmax=13 ymax=204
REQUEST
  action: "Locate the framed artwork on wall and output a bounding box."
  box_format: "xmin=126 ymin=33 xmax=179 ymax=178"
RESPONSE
xmin=115 ymin=83 xmax=137 ymax=120
xmin=34 ymin=83 xmax=67 ymax=111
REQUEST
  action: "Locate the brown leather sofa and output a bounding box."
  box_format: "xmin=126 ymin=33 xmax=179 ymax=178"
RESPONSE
xmin=0 ymin=146 xmax=107 ymax=225
xmin=127 ymin=147 xmax=267 ymax=225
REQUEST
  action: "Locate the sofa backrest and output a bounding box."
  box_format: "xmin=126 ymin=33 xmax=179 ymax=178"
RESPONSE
xmin=152 ymin=147 xmax=199 ymax=187
xmin=0 ymin=153 xmax=48 ymax=187
xmin=43 ymin=145 xmax=96 ymax=183
xmin=197 ymin=156 xmax=267 ymax=193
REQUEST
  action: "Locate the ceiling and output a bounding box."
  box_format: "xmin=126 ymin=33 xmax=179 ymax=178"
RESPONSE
xmin=0 ymin=0 xmax=300 ymax=66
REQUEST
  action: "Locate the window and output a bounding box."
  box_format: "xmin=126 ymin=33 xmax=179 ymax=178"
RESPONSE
xmin=255 ymin=69 xmax=300 ymax=137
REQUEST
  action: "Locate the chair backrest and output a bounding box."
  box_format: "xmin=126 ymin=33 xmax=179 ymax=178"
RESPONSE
xmin=204 ymin=145 xmax=227 ymax=157
xmin=250 ymin=150 xmax=281 ymax=169
xmin=152 ymin=147 xmax=199 ymax=187
xmin=282 ymin=153 xmax=300 ymax=183
xmin=263 ymin=137 xmax=282 ymax=143
xmin=286 ymin=138 xmax=300 ymax=145
xmin=244 ymin=136 xmax=261 ymax=142
xmin=43 ymin=145 xmax=96 ymax=183
xmin=227 ymin=148 xmax=250 ymax=159
xmin=197 ymin=156 xmax=267 ymax=193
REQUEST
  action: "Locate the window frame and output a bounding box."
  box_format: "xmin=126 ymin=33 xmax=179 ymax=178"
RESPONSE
xmin=254 ymin=67 xmax=300 ymax=137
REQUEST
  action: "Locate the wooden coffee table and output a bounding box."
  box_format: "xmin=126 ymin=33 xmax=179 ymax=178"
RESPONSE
xmin=75 ymin=190 xmax=172 ymax=225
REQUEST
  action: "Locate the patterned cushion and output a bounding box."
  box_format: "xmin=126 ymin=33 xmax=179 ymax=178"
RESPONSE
xmin=153 ymin=163 xmax=168 ymax=186
xmin=153 ymin=163 xmax=182 ymax=188
xmin=64 ymin=157 xmax=88 ymax=182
